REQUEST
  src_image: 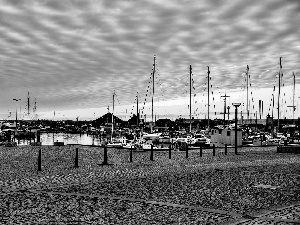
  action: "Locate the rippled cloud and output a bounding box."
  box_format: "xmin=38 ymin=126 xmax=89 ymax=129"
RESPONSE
xmin=0 ymin=0 xmax=299 ymax=119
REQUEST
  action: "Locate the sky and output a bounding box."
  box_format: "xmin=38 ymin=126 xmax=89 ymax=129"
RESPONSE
xmin=0 ymin=0 xmax=299 ymax=121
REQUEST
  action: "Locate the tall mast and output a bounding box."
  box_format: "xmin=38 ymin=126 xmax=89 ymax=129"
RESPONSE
xmin=278 ymin=57 xmax=282 ymax=132
xmin=189 ymin=65 xmax=192 ymax=133
xmin=111 ymin=90 xmax=115 ymax=142
xmin=27 ymin=92 xmax=30 ymax=119
xmin=293 ymin=72 xmax=295 ymax=123
xmin=207 ymin=66 xmax=210 ymax=129
xmin=272 ymin=93 xmax=274 ymax=118
xmin=151 ymin=56 xmax=155 ymax=133
xmin=136 ymin=92 xmax=139 ymax=126
xmin=33 ymin=98 xmax=37 ymax=121
xmin=288 ymin=72 xmax=296 ymax=124
xmin=246 ymin=65 xmax=249 ymax=121
xmin=15 ymin=108 xmax=18 ymax=132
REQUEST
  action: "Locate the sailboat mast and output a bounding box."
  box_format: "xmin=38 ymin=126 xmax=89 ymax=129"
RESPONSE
xmin=292 ymin=72 xmax=295 ymax=123
xmin=137 ymin=92 xmax=139 ymax=126
xmin=111 ymin=90 xmax=115 ymax=141
xmin=151 ymin=56 xmax=155 ymax=132
xmin=15 ymin=108 xmax=18 ymax=131
xmin=190 ymin=65 xmax=192 ymax=133
xmin=288 ymin=72 xmax=296 ymax=123
xmin=207 ymin=66 xmax=210 ymax=129
xmin=246 ymin=65 xmax=249 ymax=121
xmin=27 ymin=92 xmax=30 ymax=118
xmin=278 ymin=57 xmax=282 ymax=132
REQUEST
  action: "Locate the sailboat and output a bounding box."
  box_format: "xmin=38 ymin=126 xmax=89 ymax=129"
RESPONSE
xmin=106 ymin=91 xmax=124 ymax=148
xmin=173 ymin=65 xmax=210 ymax=150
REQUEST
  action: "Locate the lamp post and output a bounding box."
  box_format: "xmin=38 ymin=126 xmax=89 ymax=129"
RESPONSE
xmin=227 ymin=106 xmax=230 ymax=125
xmin=232 ymin=103 xmax=241 ymax=155
xmin=13 ymin=99 xmax=21 ymax=143
xmin=13 ymin=98 xmax=21 ymax=132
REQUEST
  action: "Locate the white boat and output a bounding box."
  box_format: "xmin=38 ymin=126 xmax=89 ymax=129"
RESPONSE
xmin=142 ymin=132 xmax=162 ymax=139
xmin=107 ymin=136 xmax=127 ymax=148
xmin=192 ymin=134 xmax=211 ymax=147
xmin=141 ymin=143 xmax=157 ymax=150
xmin=106 ymin=141 xmax=123 ymax=148
xmin=122 ymin=140 xmax=136 ymax=149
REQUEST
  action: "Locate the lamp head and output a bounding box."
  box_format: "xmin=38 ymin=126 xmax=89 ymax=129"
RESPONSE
xmin=232 ymin=103 xmax=241 ymax=107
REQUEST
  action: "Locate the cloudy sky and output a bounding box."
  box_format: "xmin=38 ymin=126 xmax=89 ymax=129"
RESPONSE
xmin=0 ymin=0 xmax=299 ymax=121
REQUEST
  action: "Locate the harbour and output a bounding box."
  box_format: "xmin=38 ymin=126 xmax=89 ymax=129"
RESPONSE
xmin=0 ymin=0 xmax=300 ymax=223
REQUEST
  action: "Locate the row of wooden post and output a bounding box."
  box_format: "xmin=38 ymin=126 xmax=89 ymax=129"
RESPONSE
xmin=146 ymin=144 xmax=230 ymax=161
xmin=37 ymin=144 xmax=234 ymax=171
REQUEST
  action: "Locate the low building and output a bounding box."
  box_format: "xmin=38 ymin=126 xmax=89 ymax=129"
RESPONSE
xmin=210 ymin=126 xmax=242 ymax=146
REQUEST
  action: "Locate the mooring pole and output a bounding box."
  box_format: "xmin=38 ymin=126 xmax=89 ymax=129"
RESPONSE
xmin=150 ymin=144 xmax=154 ymax=161
xmin=186 ymin=144 xmax=188 ymax=158
xmin=200 ymin=146 xmax=202 ymax=157
xmin=130 ymin=146 xmax=133 ymax=163
xmin=74 ymin=148 xmax=79 ymax=168
xmin=38 ymin=148 xmax=42 ymax=171
xmin=103 ymin=146 xmax=108 ymax=165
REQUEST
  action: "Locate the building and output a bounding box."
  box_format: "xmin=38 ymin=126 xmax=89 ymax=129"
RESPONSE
xmin=210 ymin=126 xmax=242 ymax=146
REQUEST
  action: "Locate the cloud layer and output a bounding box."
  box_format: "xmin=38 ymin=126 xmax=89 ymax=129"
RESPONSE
xmin=0 ymin=0 xmax=299 ymax=119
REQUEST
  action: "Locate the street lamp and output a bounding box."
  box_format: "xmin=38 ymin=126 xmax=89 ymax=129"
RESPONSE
xmin=232 ymin=103 xmax=241 ymax=155
xmin=227 ymin=106 xmax=230 ymax=125
xmin=13 ymin=98 xmax=21 ymax=132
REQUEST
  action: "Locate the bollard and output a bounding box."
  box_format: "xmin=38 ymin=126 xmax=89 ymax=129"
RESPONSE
xmin=38 ymin=148 xmax=42 ymax=171
xmin=130 ymin=146 xmax=133 ymax=163
xmin=186 ymin=144 xmax=188 ymax=158
xmin=169 ymin=145 xmax=171 ymax=159
xmin=213 ymin=144 xmax=215 ymax=156
xmin=74 ymin=148 xmax=79 ymax=168
xmin=150 ymin=144 xmax=154 ymax=161
xmin=200 ymin=146 xmax=202 ymax=157
xmin=225 ymin=144 xmax=227 ymax=155
xmin=37 ymin=130 xmax=40 ymax=143
xmin=102 ymin=146 xmax=108 ymax=165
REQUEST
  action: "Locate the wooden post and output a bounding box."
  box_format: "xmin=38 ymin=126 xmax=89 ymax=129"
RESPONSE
xmin=37 ymin=130 xmax=40 ymax=143
xmin=130 ymin=146 xmax=133 ymax=163
xmin=74 ymin=148 xmax=79 ymax=168
xmin=225 ymin=144 xmax=227 ymax=155
xmin=102 ymin=146 xmax=108 ymax=165
xmin=200 ymin=146 xmax=202 ymax=157
xmin=186 ymin=144 xmax=188 ymax=158
xmin=169 ymin=145 xmax=171 ymax=159
xmin=150 ymin=144 xmax=154 ymax=161
xmin=38 ymin=148 xmax=41 ymax=171
xmin=213 ymin=144 xmax=215 ymax=156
